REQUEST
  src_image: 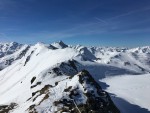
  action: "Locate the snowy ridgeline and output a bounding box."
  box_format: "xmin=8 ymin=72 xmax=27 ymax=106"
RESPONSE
xmin=0 ymin=41 xmax=149 ymax=113
xmin=0 ymin=41 xmax=150 ymax=73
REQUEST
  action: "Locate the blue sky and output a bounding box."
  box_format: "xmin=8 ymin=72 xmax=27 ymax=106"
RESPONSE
xmin=0 ymin=0 xmax=150 ymax=47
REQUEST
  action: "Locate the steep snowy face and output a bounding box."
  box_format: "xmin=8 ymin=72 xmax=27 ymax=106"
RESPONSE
xmin=75 ymin=45 xmax=96 ymax=61
xmin=0 ymin=43 xmax=79 ymax=104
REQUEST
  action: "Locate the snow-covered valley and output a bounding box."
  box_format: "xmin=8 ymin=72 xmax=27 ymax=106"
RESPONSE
xmin=0 ymin=41 xmax=149 ymax=113
xmin=101 ymin=74 xmax=150 ymax=113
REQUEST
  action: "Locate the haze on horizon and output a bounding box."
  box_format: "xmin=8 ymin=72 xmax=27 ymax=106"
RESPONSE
xmin=0 ymin=0 xmax=150 ymax=47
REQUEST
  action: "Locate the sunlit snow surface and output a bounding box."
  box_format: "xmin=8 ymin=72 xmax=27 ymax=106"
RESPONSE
xmin=101 ymin=74 xmax=150 ymax=113
xmin=0 ymin=42 xmax=150 ymax=113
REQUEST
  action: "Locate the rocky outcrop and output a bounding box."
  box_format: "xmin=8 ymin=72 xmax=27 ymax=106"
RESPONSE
xmin=27 ymin=69 xmax=120 ymax=113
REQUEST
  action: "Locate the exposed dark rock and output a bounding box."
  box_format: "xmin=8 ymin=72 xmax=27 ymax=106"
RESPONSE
xmin=31 ymin=77 xmax=36 ymax=84
xmin=16 ymin=46 xmax=30 ymax=60
xmin=24 ymin=50 xmax=34 ymax=66
xmin=31 ymin=82 xmax=41 ymax=88
xmin=0 ymin=103 xmax=17 ymax=113
xmin=53 ymin=70 xmax=120 ymax=113
xmin=52 ymin=68 xmax=62 ymax=75
xmin=124 ymin=62 xmax=131 ymax=66
xmin=28 ymin=104 xmax=38 ymax=113
xmin=5 ymin=58 xmax=14 ymax=65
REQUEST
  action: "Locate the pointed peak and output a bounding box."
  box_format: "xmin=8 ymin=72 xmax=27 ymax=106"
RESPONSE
xmin=51 ymin=40 xmax=68 ymax=49
xmin=58 ymin=40 xmax=63 ymax=43
xmin=58 ymin=40 xmax=66 ymax=45
xmin=36 ymin=42 xmax=45 ymax=45
xmin=49 ymin=44 xmax=58 ymax=50
xmin=10 ymin=41 xmax=18 ymax=44
xmin=11 ymin=41 xmax=24 ymax=46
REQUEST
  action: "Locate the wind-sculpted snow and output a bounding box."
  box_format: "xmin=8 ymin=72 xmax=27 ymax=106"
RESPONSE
xmin=0 ymin=41 xmax=149 ymax=113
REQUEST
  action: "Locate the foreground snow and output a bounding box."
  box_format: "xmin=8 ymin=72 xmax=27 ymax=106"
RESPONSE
xmin=101 ymin=74 xmax=150 ymax=113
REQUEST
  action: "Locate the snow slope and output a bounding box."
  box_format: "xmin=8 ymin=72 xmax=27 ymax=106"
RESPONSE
xmin=101 ymin=74 xmax=150 ymax=113
xmin=0 ymin=43 xmax=78 ymax=104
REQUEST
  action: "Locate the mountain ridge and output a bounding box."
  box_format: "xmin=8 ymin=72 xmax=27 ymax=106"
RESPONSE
xmin=0 ymin=41 xmax=149 ymax=113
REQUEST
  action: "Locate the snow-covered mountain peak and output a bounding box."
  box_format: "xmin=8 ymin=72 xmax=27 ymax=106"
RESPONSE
xmin=135 ymin=46 xmax=150 ymax=53
xmin=0 ymin=42 xmax=23 ymax=58
xmin=0 ymin=41 xmax=22 ymax=50
xmin=32 ymin=42 xmax=58 ymax=53
xmin=51 ymin=40 xmax=68 ymax=49
xmin=34 ymin=42 xmax=49 ymax=49
xmin=9 ymin=41 xmax=20 ymax=46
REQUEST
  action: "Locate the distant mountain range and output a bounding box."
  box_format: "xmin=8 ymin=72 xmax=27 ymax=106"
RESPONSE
xmin=0 ymin=41 xmax=149 ymax=113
